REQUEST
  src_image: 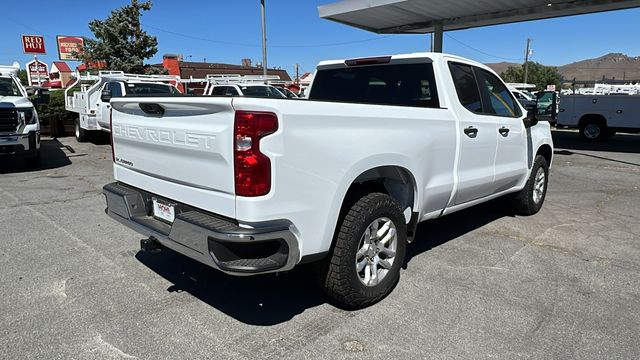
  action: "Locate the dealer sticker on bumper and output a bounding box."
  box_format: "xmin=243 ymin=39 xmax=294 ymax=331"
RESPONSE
xmin=152 ymin=198 xmax=175 ymax=223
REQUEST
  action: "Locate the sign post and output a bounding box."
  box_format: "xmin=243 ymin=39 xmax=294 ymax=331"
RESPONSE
xmin=21 ymin=35 xmax=46 ymax=86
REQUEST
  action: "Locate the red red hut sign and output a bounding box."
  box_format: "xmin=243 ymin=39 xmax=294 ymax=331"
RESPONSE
xmin=21 ymin=35 xmax=46 ymax=54
xmin=57 ymin=36 xmax=84 ymax=61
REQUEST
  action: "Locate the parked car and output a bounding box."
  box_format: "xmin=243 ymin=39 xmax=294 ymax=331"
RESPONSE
xmin=103 ymin=52 xmax=553 ymax=308
xmin=0 ymin=63 xmax=48 ymax=166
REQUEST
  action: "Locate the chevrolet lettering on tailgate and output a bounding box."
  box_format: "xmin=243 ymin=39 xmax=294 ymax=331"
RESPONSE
xmin=112 ymin=124 xmax=217 ymax=150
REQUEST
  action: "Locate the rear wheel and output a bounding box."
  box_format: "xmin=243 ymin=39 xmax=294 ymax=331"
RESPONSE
xmin=512 ymin=155 xmax=549 ymax=216
xmin=579 ymin=118 xmax=607 ymax=141
xmin=75 ymin=118 xmax=88 ymax=143
xmin=317 ymin=192 xmax=407 ymax=309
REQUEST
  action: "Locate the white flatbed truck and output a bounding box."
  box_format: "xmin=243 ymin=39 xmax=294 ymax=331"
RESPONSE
xmin=64 ymin=71 xmax=181 ymax=142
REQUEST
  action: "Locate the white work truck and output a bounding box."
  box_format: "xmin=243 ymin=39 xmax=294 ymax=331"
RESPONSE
xmin=0 ymin=63 xmax=48 ymax=165
xmin=65 ymin=71 xmax=181 ymax=142
xmin=202 ymin=74 xmax=288 ymax=99
xmin=557 ymin=94 xmax=640 ymax=140
xmin=103 ymin=53 xmax=553 ymax=308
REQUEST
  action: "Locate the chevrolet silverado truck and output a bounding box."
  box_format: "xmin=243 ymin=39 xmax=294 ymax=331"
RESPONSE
xmin=103 ymin=53 xmax=553 ymax=308
xmin=0 ymin=63 xmax=48 ymax=166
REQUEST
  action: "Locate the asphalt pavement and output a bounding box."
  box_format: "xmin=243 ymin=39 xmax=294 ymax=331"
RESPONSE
xmin=1 ymin=130 xmax=639 ymax=359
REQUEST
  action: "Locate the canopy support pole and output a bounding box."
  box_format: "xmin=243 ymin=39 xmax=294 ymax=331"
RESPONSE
xmin=430 ymin=23 xmax=444 ymax=52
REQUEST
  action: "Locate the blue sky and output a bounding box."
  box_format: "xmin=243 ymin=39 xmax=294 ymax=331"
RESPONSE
xmin=2 ymin=0 xmax=640 ymax=76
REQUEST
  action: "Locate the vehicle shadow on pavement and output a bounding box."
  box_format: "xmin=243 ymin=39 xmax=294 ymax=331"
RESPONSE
xmin=406 ymin=198 xmax=514 ymax=264
xmin=136 ymin=199 xmax=516 ymax=325
xmin=552 ymin=129 xmax=640 ymax=154
xmin=0 ymin=139 xmax=72 ymax=174
xmin=136 ymin=250 xmax=327 ymax=326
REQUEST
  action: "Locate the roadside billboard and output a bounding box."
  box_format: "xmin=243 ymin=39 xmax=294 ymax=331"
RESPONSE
xmin=56 ymin=36 xmax=84 ymax=61
xmin=26 ymin=59 xmax=49 ymax=86
xmin=21 ymin=35 xmax=46 ymax=54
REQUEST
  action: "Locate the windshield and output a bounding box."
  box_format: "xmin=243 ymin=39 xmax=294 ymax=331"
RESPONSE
xmin=0 ymin=77 xmax=22 ymax=97
xmin=126 ymin=83 xmax=180 ymax=95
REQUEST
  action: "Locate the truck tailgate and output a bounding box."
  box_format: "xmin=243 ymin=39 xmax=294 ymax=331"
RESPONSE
xmin=109 ymin=97 xmax=236 ymax=218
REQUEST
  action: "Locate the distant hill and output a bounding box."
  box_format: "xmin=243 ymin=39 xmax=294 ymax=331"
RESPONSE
xmin=486 ymin=53 xmax=640 ymax=82
xmin=486 ymin=61 xmax=520 ymax=76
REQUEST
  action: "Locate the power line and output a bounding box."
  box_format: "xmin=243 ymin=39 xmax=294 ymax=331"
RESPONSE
xmin=445 ymin=34 xmax=524 ymax=62
xmin=141 ymin=23 xmax=393 ymax=48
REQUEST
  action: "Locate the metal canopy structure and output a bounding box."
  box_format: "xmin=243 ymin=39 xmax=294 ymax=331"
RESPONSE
xmin=319 ymin=0 xmax=640 ymax=52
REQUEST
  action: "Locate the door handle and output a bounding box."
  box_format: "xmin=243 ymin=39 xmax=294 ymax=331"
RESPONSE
xmin=463 ymin=126 xmax=478 ymax=138
xmin=498 ymin=127 xmax=510 ymax=136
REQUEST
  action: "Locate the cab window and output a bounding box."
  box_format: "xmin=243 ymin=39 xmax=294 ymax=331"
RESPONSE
xmin=211 ymin=86 xmax=227 ymax=96
xmin=106 ymin=82 xmax=123 ymax=97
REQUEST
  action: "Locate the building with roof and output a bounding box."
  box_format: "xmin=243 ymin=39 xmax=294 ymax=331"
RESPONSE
xmin=47 ymin=61 xmax=75 ymax=89
xmin=159 ymin=54 xmax=292 ymax=94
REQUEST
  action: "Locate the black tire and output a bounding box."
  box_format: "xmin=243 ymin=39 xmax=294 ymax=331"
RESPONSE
xmin=512 ymin=155 xmax=549 ymax=216
xmin=75 ymin=118 xmax=88 ymax=142
xmin=27 ymin=149 xmax=41 ymax=168
xmin=605 ymin=129 xmax=616 ymax=139
xmin=317 ymin=192 xmax=407 ymax=309
xmin=579 ymin=118 xmax=607 ymax=141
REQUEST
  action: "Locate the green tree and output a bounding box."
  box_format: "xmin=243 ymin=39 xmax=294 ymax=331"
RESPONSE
xmin=16 ymin=69 xmax=28 ymax=85
xmin=78 ymin=0 xmax=159 ymax=74
xmin=501 ymin=62 xmax=563 ymax=91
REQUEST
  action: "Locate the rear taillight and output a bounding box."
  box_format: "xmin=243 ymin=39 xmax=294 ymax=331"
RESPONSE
xmin=109 ymin=108 xmax=115 ymax=163
xmin=234 ymin=111 xmax=278 ymax=197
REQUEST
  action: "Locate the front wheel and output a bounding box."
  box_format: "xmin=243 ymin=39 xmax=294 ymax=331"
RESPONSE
xmin=512 ymin=155 xmax=549 ymax=216
xmin=317 ymin=192 xmax=407 ymax=309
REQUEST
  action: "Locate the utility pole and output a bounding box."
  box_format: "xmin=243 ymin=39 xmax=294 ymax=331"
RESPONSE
xmin=261 ymin=0 xmax=268 ymax=82
xmin=295 ymin=63 xmax=299 ymax=83
xmin=523 ymin=38 xmax=532 ymax=84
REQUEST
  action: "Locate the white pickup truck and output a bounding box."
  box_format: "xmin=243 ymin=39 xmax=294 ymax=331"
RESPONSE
xmin=103 ymin=53 xmax=553 ymax=308
xmin=0 ymin=63 xmax=48 ymax=165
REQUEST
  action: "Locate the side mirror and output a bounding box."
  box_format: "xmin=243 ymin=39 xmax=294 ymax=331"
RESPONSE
xmin=523 ymin=103 xmax=538 ymax=128
xmin=26 ymin=88 xmax=36 ymax=96
xmin=101 ymin=89 xmax=112 ymax=103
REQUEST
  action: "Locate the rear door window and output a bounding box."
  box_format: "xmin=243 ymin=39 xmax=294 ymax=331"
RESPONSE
xmin=309 ymin=62 xmax=440 ymax=108
xmin=448 ymin=62 xmax=482 ymax=113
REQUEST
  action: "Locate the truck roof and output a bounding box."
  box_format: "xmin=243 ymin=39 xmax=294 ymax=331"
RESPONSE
xmin=317 ymin=52 xmax=496 ymax=73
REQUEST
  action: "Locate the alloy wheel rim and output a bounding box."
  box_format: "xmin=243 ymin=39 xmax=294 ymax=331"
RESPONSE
xmin=533 ymin=168 xmax=546 ymax=204
xmin=355 ymin=217 xmax=398 ymax=287
xmin=584 ymin=124 xmax=601 ymax=139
